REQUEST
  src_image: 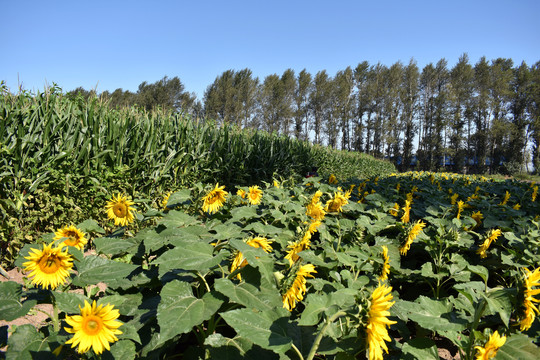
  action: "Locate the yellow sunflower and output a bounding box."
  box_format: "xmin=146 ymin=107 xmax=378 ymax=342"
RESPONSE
xmin=518 ymin=267 xmax=540 ymax=331
xmin=247 ymin=185 xmax=263 ymax=205
xmin=476 ymin=229 xmax=502 ymax=259
xmin=202 ymin=183 xmax=228 ymax=214
xmin=105 ymin=193 xmax=136 ymax=227
xmin=282 ymin=264 xmax=317 ymax=311
xmin=328 ymin=174 xmax=338 ymax=184
xmin=161 ymin=191 xmax=172 ymax=210
xmin=53 ymin=225 xmax=87 ymax=250
xmin=532 ymin=186 xmax=538 ymax=202
xmin=23 ymin=242 xmax=73 ymax=290
xmin=399 ymin=220 xmax=426 ymax=256
xmin=474 ymin=330 xmax=506 ymax=360
xmin=379 ymin=246 xmax=390 ymax=281
xmin=273 ymin=180 xmax=280 ymax=188
xmin=401 ymin=200 xmax=411 ymax=223
xmin=64 ymin=300 xmax=123 ymax=355
xmin=471 ymin=211 xmax=483 ymax=227
xmin=365 ymin=283 xmax=397 ymax=360
xmin=499 ymin=191 xmax=511 ymax=206
xmin=230 ymin=237 xmax=273 ymax=280
xmin=456 ymin=200 xmax=465 ymax=219
xmin=325 ymin=190 xmax=349 ymax=213
xmin=389 ymin=203 xmax=400 ymax=217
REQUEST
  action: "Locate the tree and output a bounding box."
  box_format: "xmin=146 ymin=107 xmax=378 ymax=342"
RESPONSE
xmin=293 ymin=69 xmax=312 ymax=140
xmin=353 ymin=61 xmax=370 ymax=152
xmin=333 ymin=67 xmax=355 ymax=150
xmin=309 ymin=71 xmax=331 ymax=145
xmin=508 ymin=61 xmax=532 ymax=171
xmin=382 ymin=62 xmax=404 ymax=163
xmin=204 ymin=70 xmax=238 ymax=124
xmin=471 ymin=56 xmax=491 ymax=173
xmin=400 ymin=59 xmax=420 ymax=171
xmin=529 ymin=61 xmax=540 ymax=174
xmin=448 ymin=54 xmax=474 ymax=172
xmin=137 ymin=76 xmax=194 ymax=113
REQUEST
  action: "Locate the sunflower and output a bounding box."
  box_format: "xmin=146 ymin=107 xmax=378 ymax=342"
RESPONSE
xmin=379 ymin=246 xmax=390 ymax=281
xmin=64 ymin=300 xmax=123 ymax=355
xmin=202 ymin=183 xmax=228 ymax=214
xmin=476 ymin=229 xmax=502 ymax=259
xmin=401 ymin=200 xmax=411 ymax=223
xmin=161 ymin=191 xmax=172 ymax=210
xmin=53 ymin=225 xmax=87 ymax=250
xmin=389 ymin=203 xmax=400 ymax=217
xmin=105 ymin=193 xmax=136 ymax=227
xmin=328 ymin=174 xmax=338 ymax=184
xmin=23 ymin=242 xmax=73 ymax=290
xmin=518 ymin=267 xmax=540 ymax=331
xmin=471 ymin=211 xmax=483 ymax=227
xmin=450 ymin=193 xmax=459 ymax=205
xmin=247 ymin=185 xmax=263 ymax=205
xmin=499 ymin=191 xmax=511 ymax=206
xmin=365 ymin=283 xmax=397 ymax=360
xmin=282 ymin=264 xmax=317 ymax=311
xmin=456 ymin=200 xmax=465 ymax=219
xmin=399 ymin=220 xmax=426 ymax=256
xmin=230 ymin=237 xmax=273 ymax=279
xmin=474 ymin=330 xmax=506 ymax=360
xmin=273 ymin=180 xmax=280 ymax=188
xmin=325 ymin=190 xmax=349 ymax=213
xmin=532 ymin=186 xmax=538 ymax=202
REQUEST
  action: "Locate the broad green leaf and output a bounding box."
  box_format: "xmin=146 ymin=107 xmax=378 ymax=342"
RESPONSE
xmin=158 ymin=209 xmax=199 ymax=228
xmin=220 ymin=308 xmax=293 ymax=354
xmin=231 ymin=206 xmax=260 ymax=221
xmin=156 ymin=280 xmax=223 ymax=345
xmin=204 ymin=333 xmax=282 ymax=360
xmin=52 ymin=291 xmax=89 ymax=314
xmin=93 ymin=236 xmax=140 ymax=256
xmin=0 ymin=281 xmax=36 ymax=321
xmin=298 ymin=293 xmax=337 ymax=326
xmin=102 ymin=340 xmax=136 ymax=360
xmin=483 ymin=288 xmax=515 ymax=327
xmin=496 ymin=333 xmax=539 ymax=360
xmin=394 ymin=296 xmax=468 ymax=333
xmin=401 ymin=338 xmax=439 ymax=360
xmin=77 ymin=219 xmax=105 ymax=234
xmin=229 ymin=239 xmax=276 ymax=284
xmin=5 ymin=324 xmax=51 ymax=360
xmin=153 ymin=241 xmax=225 ymax=273
xmin=467 ymin=264 xmax=489 ymax=283
xmin=72 ymin=255 xmax=138 ymax=287
xmin=214 ymin=278 xmax=282 ymax=311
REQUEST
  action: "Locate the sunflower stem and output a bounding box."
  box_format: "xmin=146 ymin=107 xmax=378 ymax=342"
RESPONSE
xmin=290 ymin=343 xmax=304 ymax=360
xmin=51 ymin=294 xmax=60 ymax=333
xmin=306 ymin=310 xmax=347 ymax=360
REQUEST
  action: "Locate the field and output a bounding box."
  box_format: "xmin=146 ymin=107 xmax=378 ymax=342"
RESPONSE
xmin=1 ymin=90 xmax=539 ymax=359
xmin=1 ymin=170 xmax=539 ymax=359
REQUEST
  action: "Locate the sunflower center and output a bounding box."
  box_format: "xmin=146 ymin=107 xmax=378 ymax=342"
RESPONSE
xmin=38 ymin=254 xmax=61 ymax=274
xmin=113 ymin=203 xmax=128 ymax=218
xmin=207 ymin=193 xmax=218 ymax=203
xmin=64 ymin=231 xmax=79 ymax=246
xmin=83 ymin=315 xmax=103 ymax=335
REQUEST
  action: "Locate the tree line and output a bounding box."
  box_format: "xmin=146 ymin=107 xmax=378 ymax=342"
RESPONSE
xmin=66 ymin=54 xmax=540 ymax=175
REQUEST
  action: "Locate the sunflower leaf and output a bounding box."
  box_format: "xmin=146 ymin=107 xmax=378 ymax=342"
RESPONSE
xmin=496 ymin=333 xmax=539 ymax=360
xmin=156 ymin=280 xmax=223 ymax=346
xmin=153 ymin=241 xmax=225 ymax=274
xmin=220 ymin=308 xmax=293 ymax=354
xmin=72 ymin=255 xmax=138 ymax=287
xmin=0 ymin=281 xmax=37 ymax=321
xmin=5 ymin=324 xmax=51 ymax=359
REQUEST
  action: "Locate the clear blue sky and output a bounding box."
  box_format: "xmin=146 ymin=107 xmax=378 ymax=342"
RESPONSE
xmin=2 ymin=0 xmax=539 ymax=100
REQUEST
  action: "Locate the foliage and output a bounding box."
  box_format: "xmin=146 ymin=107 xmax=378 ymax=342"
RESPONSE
xmin=2 ymin=171 xmax=540 ymax=359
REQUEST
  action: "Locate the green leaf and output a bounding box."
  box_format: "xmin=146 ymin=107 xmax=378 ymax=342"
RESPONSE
xmin=52 ymin=291 xmax=89 ymax=314
xmin=77 ymin=219 xmax=105 ymax=234
xmin=220 ymin=308 xmax=293 ymax=354
xmin=484 ymin=288 xmax=515 ymax=327
xmin=93 ymin=236 xmax=140 ymax=256
xmin=153 ymin=242 xmax=225 ymax=274
xmin=0 ymin=281 xmax=37 ymax=321
xmin=467 ymin=264 xmax=489 ymax=283
xmin=214 ymin=278 xmax=282 ymax=311
xmin=231 ymin=206 xmax=260 ymax=221
xmin=496 ymin=333 xmax=539 ymax=360
xmin=5 ymin=324 xmax=51 ymax=360
xmin=401 ymin=338 xmax=439 ymax=360
xmin=72 ymin=255 xmax=138 ymax=287
xmin=394 ymin=296 xmax=468 ymax=333
xmin=156 ymin=280 xmax=223 ymax=345
xmin=102 ymin=340 xmax=136 ymax=360
xmin=204 ymin=333 xmax=281 ymax=360
xmin=158 ymin=209 xmax=199 ymax=228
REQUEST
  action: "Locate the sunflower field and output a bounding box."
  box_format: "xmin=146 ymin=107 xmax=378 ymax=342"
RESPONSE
xmin=1 ymin=171 xmax=539 ymax=359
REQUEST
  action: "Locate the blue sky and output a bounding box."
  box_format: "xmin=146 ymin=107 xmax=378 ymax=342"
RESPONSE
xmin=2 ymin=0 xmax=539 ymax=100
